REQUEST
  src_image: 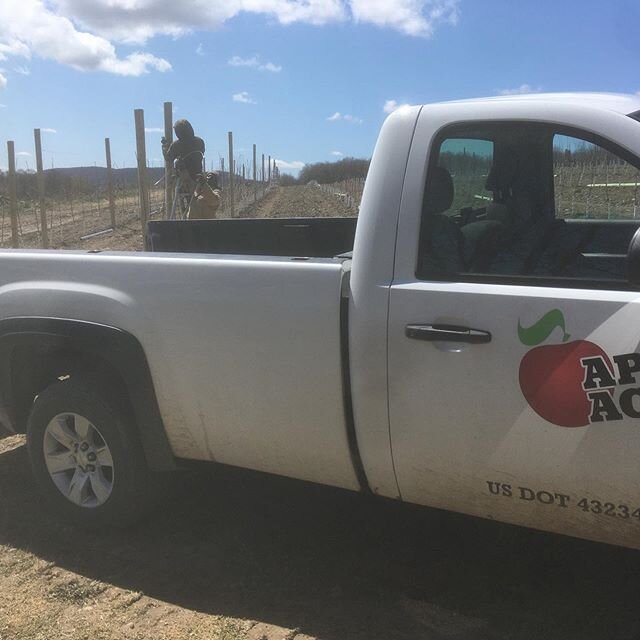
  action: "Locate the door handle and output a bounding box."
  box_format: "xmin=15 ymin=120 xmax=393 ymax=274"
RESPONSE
xmin=405 ymin=324 xmax=492 ymax=344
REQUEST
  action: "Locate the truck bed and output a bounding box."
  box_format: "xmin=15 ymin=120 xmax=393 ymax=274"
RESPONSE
xmin=0 ymin=248 xmax=360 ymax=490
xmin=146 ymin=217 xmax=358 ymax=257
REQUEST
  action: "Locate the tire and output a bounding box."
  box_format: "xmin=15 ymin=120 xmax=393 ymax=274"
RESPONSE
xmin=26 ymin=377 xmax=157 ymax=528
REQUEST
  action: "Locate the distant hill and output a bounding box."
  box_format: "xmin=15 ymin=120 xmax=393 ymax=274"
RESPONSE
xmin=297 ymin=157 xmax=370 ymax=185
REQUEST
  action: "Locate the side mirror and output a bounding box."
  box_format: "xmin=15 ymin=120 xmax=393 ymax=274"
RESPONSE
xmin=627 ymin=226 xmax=640 ymax=287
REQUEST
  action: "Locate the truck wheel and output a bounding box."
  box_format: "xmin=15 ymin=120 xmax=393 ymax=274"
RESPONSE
xmin=26 ymin=378 xmax=155 ymax=528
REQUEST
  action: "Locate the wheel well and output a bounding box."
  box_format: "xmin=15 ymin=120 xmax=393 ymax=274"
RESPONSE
xmin=0 ymin=318 xmax=176 ymax=471
xmin=9 ymin=344 xmax=132 ymax=435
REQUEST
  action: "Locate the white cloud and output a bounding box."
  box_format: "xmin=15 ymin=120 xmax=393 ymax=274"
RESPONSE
xmin=40 ymin=127 xmax=57 ymax=133
xmin=14 ymin=65 xmax=30 ymax=75
xmin=350 ymin=0 xmax=460 ymax=37
xmin=145 ymin=127 xmax=164 ymax=133
xmin=0 ymin=103 xmax=6 ymax=108
xmin=0 ymin=71 xmax=6 ymax=89
xmin=384 ymin=99 xmax=411 ymax=114
xmin=0 ymin=0 xmax=171 ymax=77
xmin=61 ymin=0 xmax=460 ymax=41
xmin=499 ymin=84 xmax=541 ymax=96
xmin=276 ymin=159 xmax=306 ymax=171
xmin=16 ymin=151 xmax=31 ymax=156
xmin=233 ymin=91 xmax=257 ymax=104
xmin=0 ymin=1 xmax=458 ymax=81
xmin=196 ymin=43 xmax=204 ymax=56
xmin=327 ymin=111 xmax=363 ymax=124
xmin=228 ymin=55 xmax=282 ymax=72
xmin=0 ymin=40 xmax=30 ymax=61
xmin=56 ymin=0 xmax=347 ymax=44
xmin=101 ymin=52 xmax=170 ymax=75
xmin=261 ymin=61 xmax=282 ymax=73
xmin=331 ymin=151 xmax=344 ymax=157
xmin=229 ymin=55 xmax=258 ymax=67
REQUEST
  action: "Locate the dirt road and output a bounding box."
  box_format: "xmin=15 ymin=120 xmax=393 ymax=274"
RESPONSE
xmin=243 ymin=185 xmax=355 ymax=219
xmin=2 ymin=431 xmax=640 ymax=640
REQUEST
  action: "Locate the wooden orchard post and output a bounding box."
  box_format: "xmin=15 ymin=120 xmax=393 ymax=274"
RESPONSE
xmin=253 ymin=144 xmax=257 ymax=203
xmin=134 ymin=109 xmax=149 ymax=233
xmin=34 ymin=128 xmax=49 ymax=248
xmin=261 ymin=154 xmax=265 ymax=185
xmin=104 ymin=138 xmax=116 ymax=228
xmin=228 ymin=131 xmax=235 ymax=218
xmin=163 ymin=102 xmax=173 ymax=219
xmin=6 ymin=141 xmax=19 ymax=248
xmin=268 ymin=155 xmax=271 ymax=184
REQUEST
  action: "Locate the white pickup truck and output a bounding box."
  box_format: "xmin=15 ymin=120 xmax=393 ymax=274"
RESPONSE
xmin=2 ymin=93 xmax=640 ymax=549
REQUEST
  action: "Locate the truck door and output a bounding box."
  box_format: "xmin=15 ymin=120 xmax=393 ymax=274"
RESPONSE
xmin=387 ymin=116 xmax=640 ymax=547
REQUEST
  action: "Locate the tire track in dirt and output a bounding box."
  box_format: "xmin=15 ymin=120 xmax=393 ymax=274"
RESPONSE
xmin=244 ymin=185 xmax=355 ymax=219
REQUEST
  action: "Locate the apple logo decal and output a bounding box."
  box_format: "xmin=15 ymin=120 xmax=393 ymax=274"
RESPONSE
xmin=518 ymin=310 xmax=613 ymax=428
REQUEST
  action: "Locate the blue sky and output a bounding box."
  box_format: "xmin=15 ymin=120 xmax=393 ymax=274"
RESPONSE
xmin=0 ymin=0 xmax=638 ymax=174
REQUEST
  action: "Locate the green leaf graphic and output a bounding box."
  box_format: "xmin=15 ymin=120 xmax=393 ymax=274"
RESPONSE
xmin=518 ymin=309 xmax=570 ymax=346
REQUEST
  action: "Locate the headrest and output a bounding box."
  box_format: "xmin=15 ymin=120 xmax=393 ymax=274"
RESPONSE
xmin=425 ymin=167 xmax=453 ymax=215
xmin=485 ymin=145 xmax=518 ymax=194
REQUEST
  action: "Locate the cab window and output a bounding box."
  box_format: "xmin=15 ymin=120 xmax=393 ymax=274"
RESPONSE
xmin=553 ymin=134 xmax=640 ymax=220
xmin=417 ymin=123 xmax=640 ymax=287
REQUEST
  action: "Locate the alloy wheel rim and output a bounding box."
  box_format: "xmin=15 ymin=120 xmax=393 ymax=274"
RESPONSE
xmin=43 ymin=413 xmax=115 ymax=508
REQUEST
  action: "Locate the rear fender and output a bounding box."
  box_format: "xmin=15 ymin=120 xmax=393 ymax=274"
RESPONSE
xmin=0 ymin=317 xmax=175 ymax=471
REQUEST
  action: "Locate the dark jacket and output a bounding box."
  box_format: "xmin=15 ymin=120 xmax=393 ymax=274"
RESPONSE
xmin=163 ymin=120 xmax=205 ymax=180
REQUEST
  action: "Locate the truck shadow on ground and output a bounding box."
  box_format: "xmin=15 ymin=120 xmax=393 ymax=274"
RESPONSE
xmin=1 ymin=437 xmax=640 ymax=640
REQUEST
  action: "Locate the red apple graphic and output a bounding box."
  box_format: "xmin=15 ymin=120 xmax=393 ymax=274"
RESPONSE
xmin=519 ymin=340 xmax=612 ymax=427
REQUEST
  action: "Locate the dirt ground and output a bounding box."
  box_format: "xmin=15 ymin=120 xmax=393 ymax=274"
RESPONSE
xmin=3 ymin=430 xmax=640 ymax=640
xmin=242 ymin=185 xmax=355 ymax=219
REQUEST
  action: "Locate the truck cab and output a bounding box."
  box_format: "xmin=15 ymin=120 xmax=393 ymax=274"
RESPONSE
xmin=352 ymin=93 xmax=640 ymax=547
